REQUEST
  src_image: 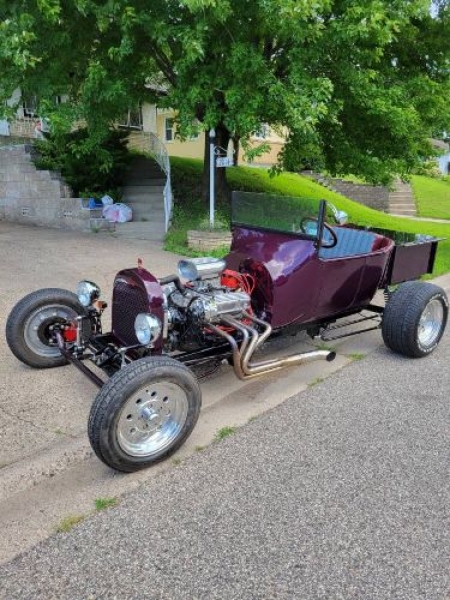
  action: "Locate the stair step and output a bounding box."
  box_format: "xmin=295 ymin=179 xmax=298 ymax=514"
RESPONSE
xmin=127 ymin=165 xmax=164 ymax=175
xmin=123 ymin=187 xmax=165 ymax=196
xmin=128 ymin=208 xmax=165 ymax=220
xmin=127 ymin=172 xmax=165 ymax=181
xmin=125 ymin=202 xmax=165 ymax=212
xmin=122 ymin=196 xmax=164 ymax=206
xmin=389 ymin=196 xmax=415 ymax=201
xmin=389 ymin=203 xmax=416 ymax=209
xmin=114 ymin=222 xmax=165 ymax=241
xmin=124 ymin=179 xmax=166 ymax=187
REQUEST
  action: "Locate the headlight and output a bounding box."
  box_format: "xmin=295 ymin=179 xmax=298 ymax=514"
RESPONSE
xmin=134 ymin=313 xmax=162 ymax=346
xmin=77 ymin=281 xmax=101 ymax=307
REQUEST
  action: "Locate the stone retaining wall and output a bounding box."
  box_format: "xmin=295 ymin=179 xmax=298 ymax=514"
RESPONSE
xmin=303 ymin=171 xmax=389 ymax=212
xmin=187 ymin=229 xmax=232 ymax=251
xmin=0 ymin=144 xmax=94 ymax=231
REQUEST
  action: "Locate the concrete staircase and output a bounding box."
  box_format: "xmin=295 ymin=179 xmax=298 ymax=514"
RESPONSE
xmin=388 ymin=180 xmax=417 ymax=216
xmin=302 ymin=171 xmax=389 ymax=212
xmin=114 ymin=156 xmax=167 ymax=242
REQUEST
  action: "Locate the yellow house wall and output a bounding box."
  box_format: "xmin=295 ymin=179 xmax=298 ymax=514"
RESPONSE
xmin=156 ymin=111 xmax=205 ymax=159
xmin=238 ymin=140 xmax=284 ymax=166
xmin=154 ymin=110 xmax=285 ymax=166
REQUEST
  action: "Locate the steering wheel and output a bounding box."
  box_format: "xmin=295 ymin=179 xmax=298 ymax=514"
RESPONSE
xmin=299 ymin=218 xmax=338 ymax=249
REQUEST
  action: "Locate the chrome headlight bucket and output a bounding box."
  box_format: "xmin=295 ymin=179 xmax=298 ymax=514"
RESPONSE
xmin=77 ymin=281 xmax=101 ymax=307
xmin=134 ymin=313 xmax=162 ymax=346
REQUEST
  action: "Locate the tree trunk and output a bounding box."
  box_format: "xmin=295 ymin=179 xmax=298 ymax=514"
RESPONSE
xmin=202 ymin=122 xmax=231 ymax=207
xmin=232 ymin=134 xmax=240 ymax=166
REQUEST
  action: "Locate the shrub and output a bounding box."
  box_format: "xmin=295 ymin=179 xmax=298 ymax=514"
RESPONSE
xmin=33 ymin=128 xmax=132 ymax=198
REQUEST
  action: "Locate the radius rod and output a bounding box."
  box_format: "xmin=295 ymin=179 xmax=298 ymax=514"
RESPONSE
xmin=208 ymin=312 xmax=335 ymax=381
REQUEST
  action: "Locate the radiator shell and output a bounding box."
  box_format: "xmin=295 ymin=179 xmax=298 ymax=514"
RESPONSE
xmin=112 ymin=268 xmax=164 ymax=351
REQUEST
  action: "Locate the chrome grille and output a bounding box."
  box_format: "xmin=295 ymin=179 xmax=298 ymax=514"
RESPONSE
xmin=112 ymin=278 xmax=149 ymax=346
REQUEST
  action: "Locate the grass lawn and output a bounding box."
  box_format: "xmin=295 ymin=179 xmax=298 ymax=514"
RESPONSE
xmin=166 ymin=158 xmax=450 ymax=277
xmin=411 ymin=175 xmax=450 ymax=220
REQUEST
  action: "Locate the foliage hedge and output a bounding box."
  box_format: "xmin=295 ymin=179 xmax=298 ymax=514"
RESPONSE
xmin=33 ymin=129 xmax=132 ymax=198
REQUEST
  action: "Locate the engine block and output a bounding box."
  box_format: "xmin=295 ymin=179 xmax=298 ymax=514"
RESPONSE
xmin=194 ymin=289 xmax=251 ymax=322
xmin=167 ymin=286 xmax=251 ymax=325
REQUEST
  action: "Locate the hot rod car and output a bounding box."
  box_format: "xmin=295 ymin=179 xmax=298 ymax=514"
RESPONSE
xmin=6 ymin=191 xmax=448 ymax=472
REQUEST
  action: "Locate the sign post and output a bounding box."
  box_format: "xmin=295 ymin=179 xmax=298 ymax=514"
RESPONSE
xmin=209 ymin=128 xmax=216 ymax=228
xmin=209 ymin=128 xmax=234 ymax=228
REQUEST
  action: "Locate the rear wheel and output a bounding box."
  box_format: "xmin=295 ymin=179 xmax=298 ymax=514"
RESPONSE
xmin=6 ymin=288 xmax=85 ymax=368
xmin=88 ymin=357 xmax=202 ymax=472
xmin=382 ymin=281 xmax=448 ymax=358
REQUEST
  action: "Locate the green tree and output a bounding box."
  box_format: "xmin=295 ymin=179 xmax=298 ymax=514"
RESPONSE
xmin=1 ymin=0 xmax=449 ymax=197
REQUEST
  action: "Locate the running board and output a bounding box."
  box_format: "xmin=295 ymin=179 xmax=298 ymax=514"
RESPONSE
xmin=320 ymin=312 xmax=382 ymax=342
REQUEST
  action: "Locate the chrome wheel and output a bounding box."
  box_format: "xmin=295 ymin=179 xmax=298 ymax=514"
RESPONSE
xmin=382 ymin=281 xmax=448 ymax=358
xmin=23 ymin=304 xmax=77 ymax=358
xmin=117 ymin=382 xmax=189 ymax=457
xmin=418 ymin=298 xmax=445 ymax=348
xmin=6 ymin=288 xmax=85 ymax=368
xmin=88 ymin=357 xmax=202 ymax=472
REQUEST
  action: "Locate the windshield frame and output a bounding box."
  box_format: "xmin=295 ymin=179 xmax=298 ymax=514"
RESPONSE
xmin=231 ymin=191 xmax=326 ymax=245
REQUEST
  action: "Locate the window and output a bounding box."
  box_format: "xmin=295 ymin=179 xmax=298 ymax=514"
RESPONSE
xmin=22 ymin=96 xmax=38 ymax=118
xmin=119 ymin=105 xmax=143 ymax=130
xmin=254 ymin=123 xmax=270 ymax=140
xmin=165 ymin=118 xmax=174 ymax=142
xmin=189 ymin=119 xmax=200 ymax=141
xmin=20 ymin=94 xmax=67 ymax=119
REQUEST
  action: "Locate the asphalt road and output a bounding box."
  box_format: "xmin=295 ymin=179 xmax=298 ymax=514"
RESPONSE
xmin=1 ymin=328 xmax=449 ymax=599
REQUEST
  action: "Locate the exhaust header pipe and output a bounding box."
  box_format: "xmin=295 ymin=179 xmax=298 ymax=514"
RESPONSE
xmin=209 ymin=313 xmax=335 ymax=381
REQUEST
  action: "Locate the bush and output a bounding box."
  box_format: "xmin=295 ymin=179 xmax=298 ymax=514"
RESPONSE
xmin=412 ymin=159 xmax=441 ymax=178
xmin=33 ymin=128 xmax=132 ymax=198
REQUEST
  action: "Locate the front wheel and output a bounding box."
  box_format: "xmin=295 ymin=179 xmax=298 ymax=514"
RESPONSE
xmin=382 ymin=281 xmax=448 ymax=358
xmin=88 ymin=357 xmax=202 ymax=472
xmin=6 ymin=288 xmax=86 ymax=368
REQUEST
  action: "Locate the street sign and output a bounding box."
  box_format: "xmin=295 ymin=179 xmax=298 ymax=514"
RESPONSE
xmin=216 ymin=156 xmax=233 ymax=168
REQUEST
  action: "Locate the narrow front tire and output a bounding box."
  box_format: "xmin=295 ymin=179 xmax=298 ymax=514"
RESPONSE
xmin=6 ymin=288 xmax=86 ymax=368
xmin=88 ymin=357 xmax=202 ymax=472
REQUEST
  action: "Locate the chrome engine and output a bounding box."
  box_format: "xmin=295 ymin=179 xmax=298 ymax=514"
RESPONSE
xmin=163 ymin=258 xmax=251 ymax=351
xmin=167 ymin=287 xmax=251 ymax=324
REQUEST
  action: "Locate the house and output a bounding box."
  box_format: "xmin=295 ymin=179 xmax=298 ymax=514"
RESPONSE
xmin=120 ymin=104 xmax=285 ymax=166
xmin=434 ymin=139 xmax=450 ymax=175
xmin=1 ymin=91 xmax=285 ymax=167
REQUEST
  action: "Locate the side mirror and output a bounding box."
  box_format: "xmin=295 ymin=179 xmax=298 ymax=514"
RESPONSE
xmin=334 ymin=210 xmax=348 ymax=225
xmin=328 ymin=203 xmax=348 ymax=225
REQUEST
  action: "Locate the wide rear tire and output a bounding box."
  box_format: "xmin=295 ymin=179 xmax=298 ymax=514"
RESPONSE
xmin=382 ymin=281 xmax=448 ymax=358
xmin=6 ymin=288 xmax=86 ymax=368
xmin=88 ymin=357 xmax=202 ymax=472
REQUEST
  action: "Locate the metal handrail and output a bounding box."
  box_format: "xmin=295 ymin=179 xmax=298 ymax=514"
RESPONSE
xmin=132 ymin=132 xmax=173 ymax=232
